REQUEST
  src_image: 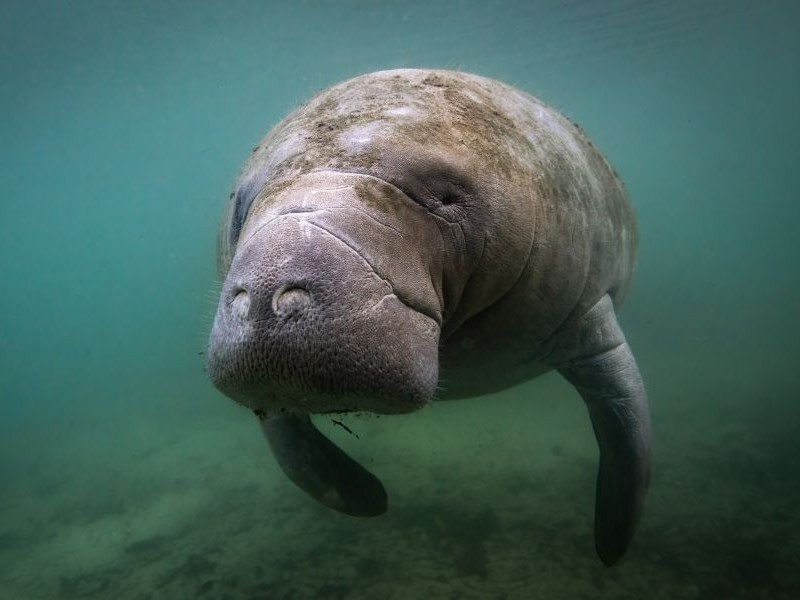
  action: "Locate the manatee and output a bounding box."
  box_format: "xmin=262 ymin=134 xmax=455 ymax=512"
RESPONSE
xmin=206 ymin=69 xmax=651 ymax=565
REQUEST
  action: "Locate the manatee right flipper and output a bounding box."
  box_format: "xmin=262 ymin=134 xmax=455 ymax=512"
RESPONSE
xmin=258 ymin=412 xmax=387 ymax=517
xmin=557 ymin=295 xmax=652 ymax=566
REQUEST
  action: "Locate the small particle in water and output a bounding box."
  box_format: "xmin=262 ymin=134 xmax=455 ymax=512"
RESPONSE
xmin=331 ymin=419 xmax=359 ymax=438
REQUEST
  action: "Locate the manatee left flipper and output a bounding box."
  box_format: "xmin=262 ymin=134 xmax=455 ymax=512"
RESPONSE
xmin=259 ymin=412 xmax=388 ymax=516
xmin=557 ymin=295 xmax=652 ymax=566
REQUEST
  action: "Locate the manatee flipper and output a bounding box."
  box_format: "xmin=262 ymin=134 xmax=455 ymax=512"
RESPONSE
xmin=259 ymin=412 xmax=387 ymax=516
xmin=557 ymin=295 xmax=652 ymax=566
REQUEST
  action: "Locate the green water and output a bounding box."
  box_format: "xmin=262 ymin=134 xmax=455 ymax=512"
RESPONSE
xmin=1 ymin=1 xmax=798 ymax=598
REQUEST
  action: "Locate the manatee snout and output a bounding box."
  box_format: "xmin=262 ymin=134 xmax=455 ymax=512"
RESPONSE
xmin=206 ymin=174 xmax=443 ymax=416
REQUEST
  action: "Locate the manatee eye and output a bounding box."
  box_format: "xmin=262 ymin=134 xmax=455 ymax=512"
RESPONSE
xmin=231 ymin=190 xmax=250 ymax=242
xmin=439 ymin=193 xmax=459 ymax=205
xmin=229 ymin=170 xmax=269 ymax=245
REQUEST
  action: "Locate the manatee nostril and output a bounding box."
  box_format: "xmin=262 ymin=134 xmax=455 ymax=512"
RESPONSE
xmin=272 ymin=285 xmax=311 ymax=316
xmin=230 ymin=288 xmax=251 ymax=319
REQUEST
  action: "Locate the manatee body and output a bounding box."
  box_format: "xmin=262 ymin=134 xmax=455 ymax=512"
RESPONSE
xmin=206 ymin=69 xmax=651 ymax=565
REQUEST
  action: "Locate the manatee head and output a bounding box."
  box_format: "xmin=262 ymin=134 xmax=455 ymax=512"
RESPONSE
xmin=206 ymin=170 xmax=447 ymax=415
xmin=206 ymin=70 xmax=537 ymax=416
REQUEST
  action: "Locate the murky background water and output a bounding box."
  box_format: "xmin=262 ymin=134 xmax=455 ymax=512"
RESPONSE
xmin=1 ymin=1 xmax=798 ymax=598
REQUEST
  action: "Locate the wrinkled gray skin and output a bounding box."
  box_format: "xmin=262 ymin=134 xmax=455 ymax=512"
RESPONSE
xmin=206 ymin=69 xmax=651 ymax=566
